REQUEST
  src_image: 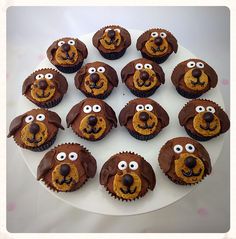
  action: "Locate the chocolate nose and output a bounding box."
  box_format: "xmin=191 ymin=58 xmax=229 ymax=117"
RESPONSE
xmin=139 ymin=111 xmax=150 ymax=122
xmin=29 ymin=123 xmax=40 ymax=135
xmin=90 ymin=73 xmax=100 ymax=83
xmin=88 ymin=116 xmax=98 ymax=126
xmin=184 ymin=156 xmax=197 ymax=169
xmin=107 ymin=29 xmax=116 ymax=39
xmin=203 ymin=112 xmax=214 ymax=123
xmin=61 ymin=43 xmax=70 ymax=52
xmin=122 ymin=174 xmax=134 ymax=187
xmin=140 ymin=71 xmax=149 ymax=81
xmin=60 ymin=164 xmax=71 ymax=177
xmin=192 ymin=68 xmax=202 ymax=78
xmin=154 ymin=37 xmax=163 ymax=46
xmin=38 ymin=80 xmax=48 ymax=90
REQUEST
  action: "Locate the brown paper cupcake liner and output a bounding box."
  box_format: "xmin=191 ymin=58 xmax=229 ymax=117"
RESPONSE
xmin=129 ymin=86 xmax=159 ymax=98
xmin=128 ymin=129 xmax=158 ymax=141
xmin=30 ymin=96 xmax=63 ymax=108
xmin=185 ymin=127 xmax=219 ymax=142
xmin=55 ymin=61 xmax=83 ymax=74
xmin=99 ymin=48 xmax=126 ymax=60
xmin=176 ymin=87 xmax=203 ymax=99
xmin=141 ymin=52 xmax=171 ymax=64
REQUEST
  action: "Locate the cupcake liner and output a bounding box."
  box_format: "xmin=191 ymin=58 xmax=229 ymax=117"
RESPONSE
xmin=29 ymin=96 xmax=63 ymax=109
xmin=55 ymin=61 xmax=83 ymax=74
xmin=82 ymin=89 xmax=112 ymax=99
xmin=128 ymin=129 xmax=158 ymax=141
xmin=176 ymin=87 xmax=203 ymax=99
xmin=99 ymin=48 xmax=126 ymax=60
xmin=185 ymin=127 xmax=218 ymax=142
xmin=141 ymin=52 xmax=170 ymax=64
xmin=129 ymin=86 xmax=159 ymax=98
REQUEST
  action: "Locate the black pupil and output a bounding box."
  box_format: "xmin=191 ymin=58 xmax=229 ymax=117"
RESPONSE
xmin=96 ymin=107 xmax=99 ymax=109
xmin=61 ymin=156 xmax=64 ymax=159
xmin=177 ymin=148 xmax=180 ymax=151
xmin=71 ymin=155 xmax=74 ymax=158
xmin=131 ymin=164 xmax=134 ymax=168
xmin=139 ymin=106 xmax=142 ymax=109
xmin=121 ymin=164 xmax=125 ymax=168
xmin=189 ymin=146 xmax=192 ymax=150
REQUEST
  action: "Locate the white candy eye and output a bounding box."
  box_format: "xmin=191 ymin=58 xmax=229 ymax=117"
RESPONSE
xmin=58 ymin=40 xmax=65 ymax=47
xmin=151 ymin=32 xmax=158 ymax=38
xmin=118 ymin=161 xmax=127 ymax=170
xmin=114 ymin=28 xmax=120 ymax=33
xmin=145 ymin=104 xmax=153 ymax=111
xmin=56 ymin=152 xmax=66 ymax=161
xmin=45 ymin=73 xmax=53 ymax=80
xmin=83 ymin=105 xmax=92 ymax=113
xmin=36 ymin=114 xmax=45 ymax=121
xmin=97 ymin=67 xmax=105 ymax=73
xmin=68 ymin=39 xmax=75 ymax=45
xmin=35 ymin=74 xmax=44 ymax=80
xmin=185 ymin=144 xmax=195 ymax=153
xmin=69 ymin=152 xmax=78 ymax=161
xmin=206 ymin=106 xmax=215 ymax=113
xmin=196 ymin=62 xmax=204 ymax=68
xmin=144 ymin=63 xmax=152 ymax=69
xmin=93 ymin=105 xmax=101 ymax=113
xmin=187 ymin=61 xmax=196 ymax=68
xmin=105 ymin=28 xmax=112 ymax=32
xmin=160 ymin=32 xmax=167 ymax=38
xmin=88 ymin=67 xmax=96 ymax=74
xmin=135 ymin=63 xmax=143 ymax=70
xmin=129 ymin=161 xmax=138 ymax=170
xmin=173 ymin=145 xmax=183 ymax=154
xmin=136 ymin=104 xmax=144 ymax=111
xmin=195 ymin=106 xmax=205 ymax=113
xmin=25 ymin=115 xmax=34 ymax=123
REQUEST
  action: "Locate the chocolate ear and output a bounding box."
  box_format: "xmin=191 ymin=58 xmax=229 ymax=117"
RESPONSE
xmin=166 ymin=32 xmax=178 ymax=53
xmin=121 ymin=62 xmax=135 ymax=82
xmin=7 ymin=113 xmax=26 ymax=137
xmin=217 ymin=107 xmax=230 ymax=133
xmin=104 ymin=64 xmax=118 ymax=87
xmin=46 ymin=40 xmax=58 ymax=61
xmin=100 ymin=156 xmax=117 ymax=185
xmin=104 ymin=102 xmax=117 ymax=127
xmin=54 ymin=72 xmax=68 ymax=95
xmin=119 ymin=103 xmax=136 ymax=126
xmin=79 ymin=149 xmax=97 ymax=178
xmin=47 ymin=110 xmax=64 ymax=130
xmin=152 ymin=62 xmax=165 ymax=84
xmin=171 ymin=63 xmax=185 ymax=87
xmin=92 ymin=29 xmax=104 ymax=48
xmin=74 ymin=65 xmax=87 ymax=89
xmin=75 ymin=39 xmax=88 ymax=59
xmin=66 ymin=101 xmax=85 ymax=127
xmin=178 ymin=101 xmax=196 ymax=126
xmin=136 ymin=31 xmax=150 ymax=50
xmin=154 ymin=103 xmax=169 ymax=128
xmin=37 ymin=150 xmax=56 ymax=180
xmin=22 ymin=76 xmax=34 ymax=95
xmin=120 ymin=28 xmax=131 ymax=48
xmin=141 ymin=159 xmax=156 ymax=190
xmin=204 ymin=64 xmax=218 ymax=88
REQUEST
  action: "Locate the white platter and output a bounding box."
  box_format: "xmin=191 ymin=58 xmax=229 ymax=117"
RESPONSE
xmin=18 ymin=30 xmax=225 ymax=216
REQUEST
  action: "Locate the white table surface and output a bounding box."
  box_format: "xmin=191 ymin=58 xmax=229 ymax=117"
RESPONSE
xmin=6 ymin=6 xmax=230 ymax=233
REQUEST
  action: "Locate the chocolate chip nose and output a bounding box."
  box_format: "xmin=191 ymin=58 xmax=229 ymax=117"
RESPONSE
xmin=61 ymin=43 xmax=70 ymax=52
xmin=122 ymin=174 xmax=134 ymax=187
xmin=184 ymin=156 xmax=197 ymax=169
xmin=107 ymin=29 xmax=116 ymax=39
xmin=192 ymin=68 xmax=202 ymax=78
xmin=38 ymin=80 xmax=48 ymax=90
xmin=29 ymin=123 xmax=40 ymax=135
xmin=88 ymin=116 xmax=98 ymax=126
xmin=139 ymin=111 xmax=150 ymax=122
xmin=90 ymin=73 xmax=100 ymax=83
xmin=60 ymin=164 xmax=71 ymax=177
xmin=154 ymin=37 xmax=163 ymax=46
xmin=140 ymin=71 xmax=149 ymax=81
xmin=203 ymin=112 xmax=214 ymax=123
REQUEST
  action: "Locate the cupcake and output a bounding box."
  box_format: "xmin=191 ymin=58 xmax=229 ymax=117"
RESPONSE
xmin=7 ymin=108 xmax=64 ymax=151
xmin=171 ymin=59 xmax=218 ymax=99
xmin=74 ymin=61 xmax=118 ymax=99
xmin=158 ymin=137 xmax=212 ymax=185
xmin=119 ymin=98 xmax=169 ymax=141
xmin=121 ymin=58 xmax=165 ymax=97
xmin=92 ymin=25 xmax=131 ymax=60
xmin=47 ymin=37 xmax=88 ymax=73
xmin=37 ymin=143 xmax=97 ymax=192
xmin=66 ymin=98 xmax=117 ymax=141
xmin=178 ymin=99 xmax=230 ymax=141
xmin=100 ymin=152 xmax=156 ymax=201
xmin=22 ymin=68 xmax=68 ymax=108
xmin=136 ymin=28 xmax=178 ymax=64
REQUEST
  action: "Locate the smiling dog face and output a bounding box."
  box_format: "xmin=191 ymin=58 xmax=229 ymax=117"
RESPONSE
xmin=100 ymin=152 xmax=156 ymax=200
xmin=37 ymin=143 xmax=97 ymax=192
xmin=178 ymin=99 xmax=230 ymax=141
xmin=66 ymin=98 xmax=117 ymax=141
xmin=158 ymin=137 xmax=212 ymax=185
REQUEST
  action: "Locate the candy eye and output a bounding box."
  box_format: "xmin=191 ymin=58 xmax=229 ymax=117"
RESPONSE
xmin=56 ymin=152 xmax=66 ymax=161
xmin=45 ymin=73 xmax=53 ymax=80
xmin=195 ymin=106 xmax=205 ymax=113
xmin=35 ymin=74 xmax=44 ymax=80
xmin=135 ymin=63 xmax=143 ymax=70
xmin=187 ymin=61 xmax=196 ymax=68
xmin=185 ymin=144 xmax=195 ymax=153
xmin=145 ymin=104 xmax=153 ymax=111
xmin=129 ymin=161 xmax=138 ymax=170
xmin=160 ymin=32 xmax=167 ymax=38
xmin=25 ymin=115 xmax=34 ymax=123
xmin=105 ymin=28 xmax=112 ymax=32
xmin=144 ymin=63 xmax=152 ymax=69
xmin=136 ymin=104 xmax=144 ymax=111
xmin=206 ymin=106 xmax=215 ymax=113
xmin=196 ymin=62 xmax=204 ymax=68
xmin=97 ymin=67 xmax=105 ymax=73
xmin=173 ymin=145 xmax=183 ymax=154
xmin=118 ymin=161 xmax=127 ymax=170
xmin=93 ymin=104 xmax=101 ymax=113
xmin=83 ymin=105 xmax=92 ymax=113
xmin=114 ymin=28 xmax=120 ymax=33
xmin=88 ymin=67 xmax=96 ymax=74
xmin=58 ymin=41 xmax=65 ymax=47
xmin=69 ymin=152 xmax=78 ymax=161
xmin=151 ymin=32 xmax=158 ymax=38
xmin=68 ymin=39 xmax=75 ymax=45
xmin=36 ymin=114 xmax=45 ymax=121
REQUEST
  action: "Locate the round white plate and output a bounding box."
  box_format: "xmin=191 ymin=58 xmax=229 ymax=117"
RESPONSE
xmin=19 ymin=30 xmax=225 ymax=216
